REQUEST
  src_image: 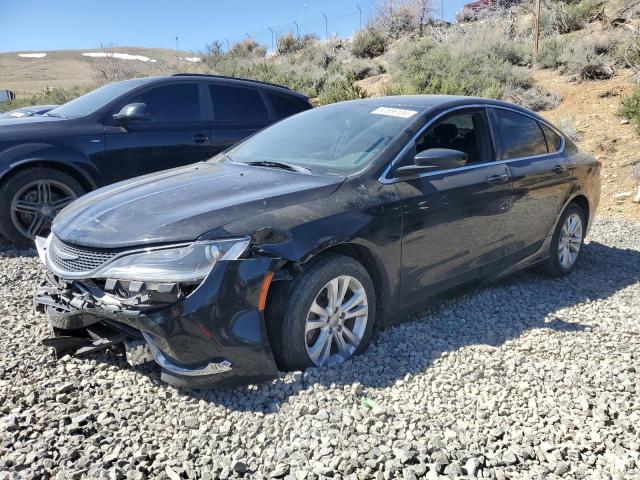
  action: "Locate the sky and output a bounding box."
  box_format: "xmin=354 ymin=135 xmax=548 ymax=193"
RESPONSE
xmin=0 ymin=0 xmax=468 ymax=53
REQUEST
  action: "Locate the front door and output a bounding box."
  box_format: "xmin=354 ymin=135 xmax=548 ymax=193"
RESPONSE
xmin=393 ymin=108 xmax=513 ymax=304
xmin=103 ymin=82 xmax=213 ymax=184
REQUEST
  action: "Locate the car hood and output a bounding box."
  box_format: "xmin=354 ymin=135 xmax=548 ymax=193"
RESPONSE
xmin=0 ymin=115 xmax=73 ymax=136
xmin=53 ymin=161 xmax=344 ymax=248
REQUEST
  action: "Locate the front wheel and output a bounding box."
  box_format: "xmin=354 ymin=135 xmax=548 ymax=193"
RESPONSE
xmin=267 ymin=253 xmax=376 ymax=372
xmin=0 ymin=167 xmax=84 ymax=247
xmin=537 ymin=203 xmax=586 ymax=277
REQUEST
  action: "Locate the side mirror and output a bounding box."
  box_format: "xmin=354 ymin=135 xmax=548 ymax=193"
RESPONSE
xmin=395 ymin=148 xmax=468 ymax=177
xmin=113 ymin=103 xmax=150 ymax=124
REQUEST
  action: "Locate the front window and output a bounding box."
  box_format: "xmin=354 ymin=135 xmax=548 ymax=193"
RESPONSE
xmin=225 ymin=104 xmax=421 ymax=175
xmin=46 ymin=78 xmax=152 ymax=119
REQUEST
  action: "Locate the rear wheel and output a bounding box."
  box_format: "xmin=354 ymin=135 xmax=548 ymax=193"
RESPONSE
xmin=537 ymin=203 xmax=586 ymax=277
xmin=267 ymin=253 xmax=376 ymax=371
xmin=0 ymin=167 xmax=84 ymax=247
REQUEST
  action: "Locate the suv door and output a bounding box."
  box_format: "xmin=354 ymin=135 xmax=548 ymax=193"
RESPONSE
xmin=206 ymin=83 xmax=272 ymax=154
xmin=489 ymin=107 xmax=572 ymax=262
xmin=393 ymin=108 xmax=513 ymax=303
xmin=103 ymin=82 xmax=212 ymax=183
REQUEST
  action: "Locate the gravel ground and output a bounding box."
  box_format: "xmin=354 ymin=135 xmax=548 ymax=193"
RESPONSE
xmin=1 ymin=217 xmax=639 ymax=480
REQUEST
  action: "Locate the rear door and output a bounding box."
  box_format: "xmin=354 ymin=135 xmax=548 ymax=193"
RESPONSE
xmin=206 ymin=82 xmax=272 ymax=154
xmin=394 ymin=108 xmax=513 ymax=303
xmin=489 ymin=107 xmax=572 ymax=261
xmin=104 ymin=82 xmax=213 ymax=183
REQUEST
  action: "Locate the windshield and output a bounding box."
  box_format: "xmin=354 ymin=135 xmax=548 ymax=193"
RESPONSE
xmin=226 ymin=104 xmax=421 ymax=175
xmin=46 ymin=78 xmax=151 ymax=118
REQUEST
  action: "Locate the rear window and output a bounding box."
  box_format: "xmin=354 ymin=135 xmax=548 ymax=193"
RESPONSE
xmin=209 ymin=84 xmax=269 ymax=122
xmin=540 ymin=123 xmax=563 ymax=153
xmin=267 ymin=92 xmax=305 ymax=119
xmin=494 ymin=109 xmax=548 ymax=159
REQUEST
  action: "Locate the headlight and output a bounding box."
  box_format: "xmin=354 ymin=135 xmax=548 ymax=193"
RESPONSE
xmin=93 ymin=238 xmax=250 ymax=283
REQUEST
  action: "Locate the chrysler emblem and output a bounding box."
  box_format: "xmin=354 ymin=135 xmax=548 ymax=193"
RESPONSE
xmin=53 ymin=243 xmax=79 ymax=261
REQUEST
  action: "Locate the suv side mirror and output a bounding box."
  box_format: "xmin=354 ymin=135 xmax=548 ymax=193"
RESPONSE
xmin=113 ymin=103 xmax=150 ymax=124
xmin=395 ymin=148 xmax=468 ymax=177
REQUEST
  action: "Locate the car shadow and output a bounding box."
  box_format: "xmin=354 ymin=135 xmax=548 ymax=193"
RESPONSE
xmin=172 ymin=239 xmax=639 ymax=411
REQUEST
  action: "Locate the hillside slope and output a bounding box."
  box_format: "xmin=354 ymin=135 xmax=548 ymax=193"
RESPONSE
xmin=534 ymin=69 xmax=640 ymax=221
xmin=0 ymin=47 xmax=205 ymax=95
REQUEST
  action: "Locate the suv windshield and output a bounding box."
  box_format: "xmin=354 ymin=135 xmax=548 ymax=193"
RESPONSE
xmin=225 ymin=104 xmax=421 ymax=175
xmin=46 ymin=78 xmax=152 ymax=119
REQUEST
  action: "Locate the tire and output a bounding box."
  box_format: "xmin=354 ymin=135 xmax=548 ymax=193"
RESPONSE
xmin=0 ymin=167 xmax=85 ymax=247
xmin=267 ymin=253 xmax=377 ymax=372
xmin=536 ymin=203 xmax=586 ymax=277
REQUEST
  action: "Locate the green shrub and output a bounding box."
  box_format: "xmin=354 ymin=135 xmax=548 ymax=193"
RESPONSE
xmin=387 ymin=37 xmax=531 ymax=100
xmin=538 ymin=34 xmax=616 ymax=79
xmin=317 ymin=78 xmax=369 ymax=105
xmin=620 ymin=88 xmax=640 ymax=132
xmin=0 ymin=86 xmax=88 ymax=113
xmin=539 ymin=37 xmax=568 ymax=69
xmin=277 ymin=33 xmax=317 ymax=55
xmin=540 ymin=0 xmax=604 ymax=35
xmin=228 ymin=39 xmax=266 ymax=58
xmin=351 ymin=29 xmax=386 ymax=58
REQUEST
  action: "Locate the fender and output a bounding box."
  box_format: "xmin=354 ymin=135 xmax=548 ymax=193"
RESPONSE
xmin=0 ymin=142 xmax=101 ymax=189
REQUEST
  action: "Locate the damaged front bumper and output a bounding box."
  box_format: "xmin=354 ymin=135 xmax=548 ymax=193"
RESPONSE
xmin=34 ymin=238 xmax=281 ymax=388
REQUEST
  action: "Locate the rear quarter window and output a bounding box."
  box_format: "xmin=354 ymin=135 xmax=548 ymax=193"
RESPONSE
xmin=209 ymin=84 xmax=269 ymax=123
xmin=540 ymin=123 xmax=563 ymax=153
xmin=267 ymin=92 xmax=307 ymax=119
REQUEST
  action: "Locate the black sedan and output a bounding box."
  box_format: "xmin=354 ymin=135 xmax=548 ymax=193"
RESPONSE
xmin=34 ymin=96 xmax=601 ymax=388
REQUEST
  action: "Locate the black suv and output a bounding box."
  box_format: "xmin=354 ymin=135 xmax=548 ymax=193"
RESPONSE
xmin=0 ymin=74 xmax=312 ymax=245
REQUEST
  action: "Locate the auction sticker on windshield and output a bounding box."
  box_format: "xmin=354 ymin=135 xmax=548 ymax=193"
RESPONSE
xmin=371 ymin=107 xmax=418 ymax=118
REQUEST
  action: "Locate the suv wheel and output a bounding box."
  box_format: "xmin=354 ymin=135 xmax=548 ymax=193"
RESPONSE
xmin=0 ymin=167 xmax=84 ymax=247
xmin=267 ymin=253 xmax=376 ymax=371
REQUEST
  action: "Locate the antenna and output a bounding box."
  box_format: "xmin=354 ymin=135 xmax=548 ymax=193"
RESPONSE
xmin=323 ymin=13 xmax=328 ymax=39
xmin=268 ymin=27 xmax=275 ymax=50
xmin=356 ymin=3 xmax=362 ymax=29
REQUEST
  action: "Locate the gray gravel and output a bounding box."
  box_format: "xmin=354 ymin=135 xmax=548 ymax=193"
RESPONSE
xmin=1 ymin=217 xmax=639 ymax=480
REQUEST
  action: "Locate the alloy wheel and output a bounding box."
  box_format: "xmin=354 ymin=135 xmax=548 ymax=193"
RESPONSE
xmin=304 ymin=275 xmax=369 ymax=367
xmin=558 ymin=213 xmax=583 ymax=269
xmin=10 ymin=180 xmax=78 ymax=239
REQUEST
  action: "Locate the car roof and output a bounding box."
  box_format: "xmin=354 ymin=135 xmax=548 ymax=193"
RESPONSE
xmin=334 ymin=95 xmax=542 ymax=118
xmin=143 ymin=74 xmax=308 ymax=99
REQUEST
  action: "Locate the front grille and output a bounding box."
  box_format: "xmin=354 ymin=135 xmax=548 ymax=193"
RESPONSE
xmin=48 ymin=236 xmax=120 ymax=273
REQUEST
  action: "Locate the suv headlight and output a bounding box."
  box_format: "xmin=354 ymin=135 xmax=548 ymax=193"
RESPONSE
xmin=92 ymin=238 xmax=251 ymax=283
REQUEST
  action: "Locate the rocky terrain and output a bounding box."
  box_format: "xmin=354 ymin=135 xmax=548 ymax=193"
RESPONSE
xmin=1 ymin=217 xmax=639 ymax=479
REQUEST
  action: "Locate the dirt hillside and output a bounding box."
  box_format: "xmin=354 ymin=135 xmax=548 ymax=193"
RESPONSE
xmin=534 ymin=69 xmax=640 ymax=221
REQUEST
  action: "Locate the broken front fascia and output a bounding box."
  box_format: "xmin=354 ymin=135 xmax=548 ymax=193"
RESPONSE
xmin=34 ymin=235 xmax=283 ymax=388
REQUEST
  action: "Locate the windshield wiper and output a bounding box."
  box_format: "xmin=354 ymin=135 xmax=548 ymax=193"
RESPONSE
xmin=246 ymin=161 xmax=311 ymax=174
xmin=44 ymin=112 xmax=66 ymax=118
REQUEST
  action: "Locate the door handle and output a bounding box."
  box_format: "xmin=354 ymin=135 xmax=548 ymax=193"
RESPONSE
xmin=192 ymin=133 xmax=209 ymax=144
xmin=486 ymin=174 xmax=510 ymax=185
xmin=552 ymin=165 xmax=567 ymax=174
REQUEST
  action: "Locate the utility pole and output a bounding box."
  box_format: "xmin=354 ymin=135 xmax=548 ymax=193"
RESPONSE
xmin=356 ymin=3 xmax=362 ymax=30
xmin=441 ymin=0 xmax=444 ymax=24
xmin=534 ymin=0 xmax=541 ymax=57
xmin=268 ymin=27 xmax=274 ymax=50
xmin=293 ymin=20 xmax=300 ymax=38
xmin=175 ymin=36 xmax=179 ymax=53
xmin=323 ymin=13 xmax=328 ymax=39
xmin=224 ymin=38 xmax=230 ymax=51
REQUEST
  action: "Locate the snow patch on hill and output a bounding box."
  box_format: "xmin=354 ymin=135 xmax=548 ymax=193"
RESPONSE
xmin=18 ymin=53 xmax=47 ymax=58
xmin=82 ymin=52 xmax=157 ymax=63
